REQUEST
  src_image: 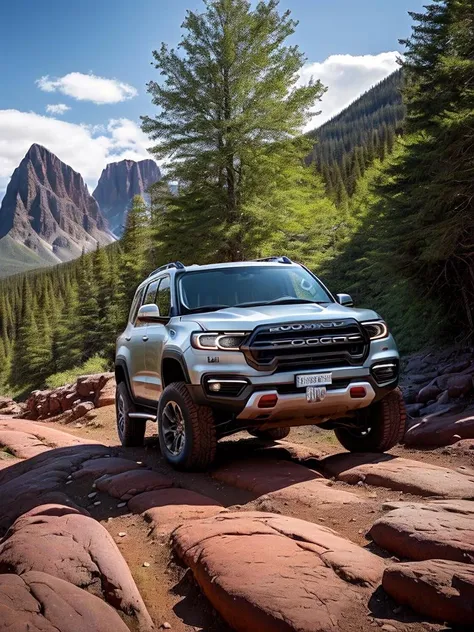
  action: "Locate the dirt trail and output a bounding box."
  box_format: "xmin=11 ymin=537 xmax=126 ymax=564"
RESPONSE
xmin=1 ymin=407 xmax=473 ymax=631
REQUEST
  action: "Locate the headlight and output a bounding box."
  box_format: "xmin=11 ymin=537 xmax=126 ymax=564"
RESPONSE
xmin=191 ymin=332 xmax=248 ymax=351
xmin=362 ymin=321 xmax=389 ymax=340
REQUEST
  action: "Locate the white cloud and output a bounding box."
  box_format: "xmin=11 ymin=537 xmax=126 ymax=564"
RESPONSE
xmin=45 ymin=103 xmax=70 ymax=115
xmin=0 ymin=110 xmax=152 ymax=196
xmin=36 ymin=72 xmax=138 ymax=105
xmin=300 ymin=51 xmax=401 ymax=130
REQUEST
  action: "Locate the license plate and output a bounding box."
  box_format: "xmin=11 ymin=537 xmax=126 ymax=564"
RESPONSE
xmin=306 ymin=386 xmax=327 ymax=403
xmin=296 ymin=373 xmax=332 ymax=387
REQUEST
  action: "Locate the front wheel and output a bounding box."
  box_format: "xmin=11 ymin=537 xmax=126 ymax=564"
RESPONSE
xmin=116 ymin=381 xmax=145 ymax=447
xmin=334 ymin=388 xmax=406 ymax=453
xmin=157 ymin=382 xmax=217 ymax=471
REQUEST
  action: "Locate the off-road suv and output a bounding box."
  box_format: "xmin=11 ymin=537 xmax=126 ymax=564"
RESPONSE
xmin=115 ymin=257 xmax=405 ymax=470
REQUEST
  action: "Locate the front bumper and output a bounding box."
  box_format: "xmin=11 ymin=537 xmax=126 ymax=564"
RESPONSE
xmin=236 ymin=381 xmax=376 ymax=422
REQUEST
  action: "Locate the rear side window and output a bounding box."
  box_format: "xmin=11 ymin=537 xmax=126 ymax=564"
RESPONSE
xmin=129 ymin=287 xmax=145 ymax=323
xmin=156 ymin=276 xmax=171 ymax=317
xmin=143 ymin=280 xmax=159 ymax=305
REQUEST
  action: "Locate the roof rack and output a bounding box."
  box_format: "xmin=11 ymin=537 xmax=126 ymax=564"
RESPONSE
xmin=254 ymin=256 xmax=293 ymax=264
xmin=148 ymin=261 xmax=185 ymax=277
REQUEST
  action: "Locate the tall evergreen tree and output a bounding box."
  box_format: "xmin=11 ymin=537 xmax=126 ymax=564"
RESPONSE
xmin=142 ymin=0 xmax=326 ymax=262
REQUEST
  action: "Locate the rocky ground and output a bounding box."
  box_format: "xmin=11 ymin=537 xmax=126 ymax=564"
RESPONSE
xmin=1 ymin=399 xmax=473 ymax=632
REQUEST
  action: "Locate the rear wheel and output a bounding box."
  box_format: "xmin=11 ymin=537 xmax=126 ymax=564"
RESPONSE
xmin=334 ymin=388 xmax=406 ymax=452
xmin=248 ymin=427 xmax=291 ymax=440
xmin=116 ymin=381 xmax=146 ymax=447
xmin=158 ymin=381 xmax=217 ymax=471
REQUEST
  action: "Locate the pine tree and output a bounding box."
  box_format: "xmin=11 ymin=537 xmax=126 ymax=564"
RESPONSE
xmin=121 ymin=195 xmax=150 ymax=307
xmin=77 ymin=251 xmax=100 ymax=361
xmin=142 ymin=0 xmax=326 ymax=262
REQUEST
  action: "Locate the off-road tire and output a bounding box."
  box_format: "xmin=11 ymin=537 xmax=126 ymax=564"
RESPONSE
xmin=248 ymin=427 xmax=291 ymax=440
xmin=158 ymin=381 xmax=217 ymax=471
xmin=334 ymin=388 xmax=406 ymax=453
xmin=116 ymin=381 xmax=146 ymax=447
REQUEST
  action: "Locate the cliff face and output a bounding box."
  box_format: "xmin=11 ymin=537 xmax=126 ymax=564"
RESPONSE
xmin=93 ymin=159 xmax=161 ymax=235
xmin=0 ymin=144 xmax=115 ymax=267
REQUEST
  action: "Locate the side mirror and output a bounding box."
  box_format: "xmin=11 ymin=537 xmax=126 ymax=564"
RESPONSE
xmin=336 ymin=293 xmax=354 ymax=307
xmin=136 ymin=304 xmax=161 ymax=322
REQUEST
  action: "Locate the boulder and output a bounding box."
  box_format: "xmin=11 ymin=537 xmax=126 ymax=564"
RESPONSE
xmin=446 ymin=373 xmax=473 ymax=398
xmin=0 ymin=504 xmax=153 ymax=630
xmin=0 ymin=571 xmax=131 ymax=632
xmin=96 ymin=469 xmax=174 ymax=500
xmin=172 ymin=511 xmax=384 ymax=632
xmin=370 ymin=501 xmax=474 ymax=563
xmin=129 ymin=488 xmax=223 ymax=534
xmin=404 ymin=410 xmax=474 ymax=447
xmin=76 ymin=372 xmax=114 ymax=398
xmin=95 ymin=375 xmax=116 ymax=407
xmin=320 ymin=453 xmax=474 ymax=498
xmin=383 ymin=560 xmax=474 ymax=625
xmin=416 ymin=384 xmax=441 ymax=404
xmin=70 ymin=400 xmax=95 ymax=420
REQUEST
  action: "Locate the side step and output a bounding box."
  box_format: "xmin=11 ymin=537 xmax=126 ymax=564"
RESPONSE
xmin=129 ymin=412 xmax=157 ymax=421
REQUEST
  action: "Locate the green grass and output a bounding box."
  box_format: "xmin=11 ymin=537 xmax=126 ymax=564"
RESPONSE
xmin=45 ymin=355 xmax=110 ymax=389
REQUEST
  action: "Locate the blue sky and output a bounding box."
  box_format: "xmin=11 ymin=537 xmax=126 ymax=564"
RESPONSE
xmin=0 ymin=0 xmax=425 ymax=196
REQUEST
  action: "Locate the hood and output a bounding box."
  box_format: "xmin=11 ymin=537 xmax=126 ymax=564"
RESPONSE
xmin=180 ymin=302 xmax=381 ymax=331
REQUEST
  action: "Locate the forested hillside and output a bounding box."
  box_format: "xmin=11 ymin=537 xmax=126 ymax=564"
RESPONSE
xmin=309 ymin=70 xmax=405 ymax=202
xmin=0 ymin=0 xmax=473 ymax=398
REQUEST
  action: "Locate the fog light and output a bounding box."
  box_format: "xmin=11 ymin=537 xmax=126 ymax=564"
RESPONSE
xmin=258 ymin=394 xmax=278 ymax=409
xmin=209 ymin=382 xmax=221 ymax=392
xmin=350 ymin=386 xmax=367 ymax=399
xmin=371 ymin=363 xmax=398 ymax=384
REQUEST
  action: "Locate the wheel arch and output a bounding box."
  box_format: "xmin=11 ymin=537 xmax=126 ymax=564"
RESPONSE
xmin=162 ymin=351 xmax=190 ymax=387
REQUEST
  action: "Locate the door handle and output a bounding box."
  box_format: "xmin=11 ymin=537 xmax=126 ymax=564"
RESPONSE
xmin=125 ymin=336 xmax=131 ymax=341
xmin=142 ymin=336 xmax=149 ymax=342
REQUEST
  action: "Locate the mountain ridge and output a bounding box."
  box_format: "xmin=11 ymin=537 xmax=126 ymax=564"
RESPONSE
xmin=0 ymin=144 xmax=115 ymax=277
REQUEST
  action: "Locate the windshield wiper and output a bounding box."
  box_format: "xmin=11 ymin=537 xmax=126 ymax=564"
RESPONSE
xmin=234 ymin=298 xmax=326 ymax=308
xmin=185 ymin=304 xmax=230 ymax=314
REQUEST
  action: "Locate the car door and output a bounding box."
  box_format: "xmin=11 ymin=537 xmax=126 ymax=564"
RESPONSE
xmin=125 ymin=286 xmax=150 ymax=400
xmin=145 ymin=275 xmax=171 ymax=401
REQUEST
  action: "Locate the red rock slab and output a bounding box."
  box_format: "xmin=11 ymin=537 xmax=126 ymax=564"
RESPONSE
xmin=0 ymin=445 xmax=109 ymax=533
xmin=129 ymin=488 xmax=223 ymax=534
xmin=0 ymin=504 xmax=153 ymax=630
xmin=0 ymin=571 xmax=131 ymax=632
xmin=370 ymin=502 xmax=474 ymax=563
xmin=213 ymin=457 xmax=362 ymax=505
xmin=213 ymin=457 xmax=324 ymax=494
xmin=381 ymin=499 xmax=474 ymax=514
xmin=96 ymin=468 xmax=174 ymax=500
xmin=320 ymin=452 xmax=474 ymax=498
xmin=404 ymin=411 xmax=474 ymax=447
xmin=265 ymin=479 xmax=364 ymax=506
xmin=72 ymin=456 xmax=143 ymax=479
xmin=0 ymin=417 xmax=100 ymax=459
xmin=383 ymin=559 xmax=474 ymax=626
xmin=173 ymin=511 xmax=384 ymax=632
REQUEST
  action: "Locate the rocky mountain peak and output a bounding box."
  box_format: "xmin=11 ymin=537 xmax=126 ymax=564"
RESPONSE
xmin=93 ymin=158 xmax=161 ymax=236
xmin=0 ymin=145 xmax=115 ymax=270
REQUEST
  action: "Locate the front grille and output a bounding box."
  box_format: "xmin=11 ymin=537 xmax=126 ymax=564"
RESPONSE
xmin=242 ymin=319 xmax=369 ymax=372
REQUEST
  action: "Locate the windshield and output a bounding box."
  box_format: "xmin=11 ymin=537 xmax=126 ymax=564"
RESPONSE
xmin=178 ymin=265 xmax=332 ymax=313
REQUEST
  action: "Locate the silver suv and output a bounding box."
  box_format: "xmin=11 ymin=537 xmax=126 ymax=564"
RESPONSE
xmin=115 ymin=257 xmax=405 ymax=470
